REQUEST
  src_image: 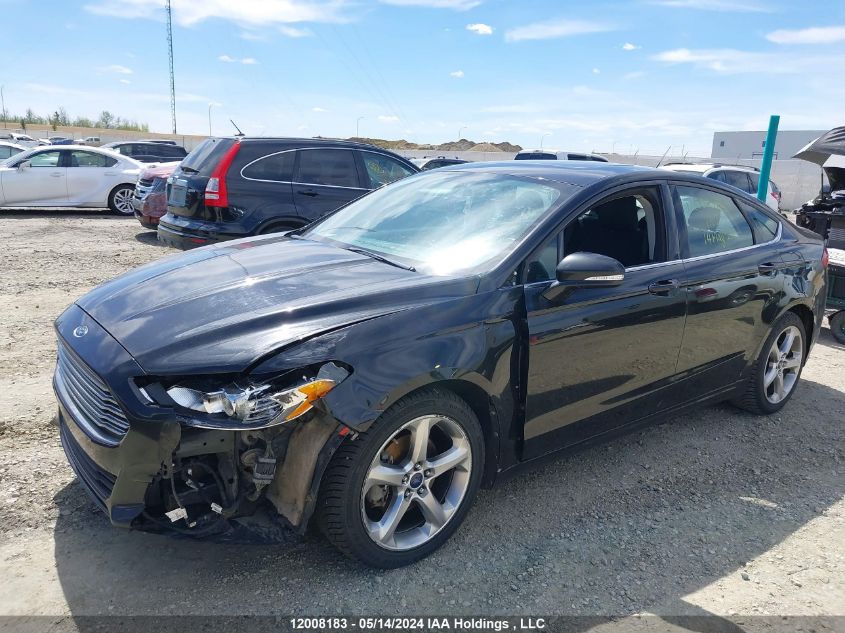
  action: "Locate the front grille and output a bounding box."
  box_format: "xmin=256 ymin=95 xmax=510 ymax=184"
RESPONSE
xmin=60 ymin=419 xmax=116 ymax=514
xmin=55 ymin=341 xmax=130 ymax=446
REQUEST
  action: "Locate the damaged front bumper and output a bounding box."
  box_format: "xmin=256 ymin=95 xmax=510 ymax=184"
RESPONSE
xmin=53 ymin=304 xmax=346 ymax=536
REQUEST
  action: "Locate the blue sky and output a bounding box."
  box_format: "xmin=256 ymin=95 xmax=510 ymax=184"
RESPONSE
xmin=2 ymin=0 xmax=844 ymax=154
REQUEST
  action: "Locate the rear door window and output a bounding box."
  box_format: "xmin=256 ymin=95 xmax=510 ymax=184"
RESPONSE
xmin=566 ymin=154 xmax=589 ymax=161
xmin=724 ymin=170 xmax=752 ymax=193
xmin=673 ymin=185 xmax=754 ymax=257
xmin=69 ymin=150 xmax=117 ymax=167
xmin=362 ymin=152 xmax=414 ymax=187
xmin=295 ymin=149 xmax=361 ymax=188
xmin=241 ymin=151 xmax=295 ymax=182
xmin=515 ymin=152 xmax=557 ymax=160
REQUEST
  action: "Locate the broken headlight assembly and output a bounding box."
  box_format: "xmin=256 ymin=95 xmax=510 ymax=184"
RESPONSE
xmin=146 ymin=362 xmax=349 ymax=430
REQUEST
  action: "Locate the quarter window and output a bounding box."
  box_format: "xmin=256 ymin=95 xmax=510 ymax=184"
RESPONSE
xmin=296 ymin=149 xmax=360 ymax=188
xmin=363 ymin=153 xmax=414 ymax=187
xmin=242 ymin=151 xmax=295 ymax=181
xmin=674 ymin=185 xmax=754 ymax=257
xmin=737 ymin=200 xmax=779 ymax=243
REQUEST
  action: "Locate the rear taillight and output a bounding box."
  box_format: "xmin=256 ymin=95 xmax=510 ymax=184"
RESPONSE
xmin=822 ymin=248 xmax=829 ymax=268
xmin=772 ymin=190 xmax=781 ymax=202
xmin=204 ymin=141 xmax=241 ymax=207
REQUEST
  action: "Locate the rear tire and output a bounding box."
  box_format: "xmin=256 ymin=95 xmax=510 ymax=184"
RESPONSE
xmin=108 ymin=185 xmax=135 ymax=216
xmin=830 ymin=311 xmax=845 ymax=345
xmin=316 ymin=388 xmax=484 ymax=568
xmin=732 ymin=312 xmax=806 ymax=415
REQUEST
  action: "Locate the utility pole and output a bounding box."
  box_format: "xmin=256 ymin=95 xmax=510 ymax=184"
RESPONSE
xmin=166 ymin=0 xmax=177 ymax=134
xmin=458 ymin=126 xmax=467 ymax=140
xmin=356 ymin=116 xmax=364 ymax=137
xmin=0 ymin=85 xmax=6 ymax=128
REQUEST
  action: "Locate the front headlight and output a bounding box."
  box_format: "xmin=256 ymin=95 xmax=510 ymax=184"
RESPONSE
xmin=163 ymin=362 xmax=348 ymax=429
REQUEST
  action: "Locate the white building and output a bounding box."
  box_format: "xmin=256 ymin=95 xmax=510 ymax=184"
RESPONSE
xmin=711 ymin=130 xmax=826 ymax=160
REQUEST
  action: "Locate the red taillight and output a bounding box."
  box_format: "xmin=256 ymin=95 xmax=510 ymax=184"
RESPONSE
xmin=204 ymin=141 xmax=241 ymax=208
xmin=822 ymin=248 xmax=829 ymax=268
xmin=772 ymin=191 xmax=781 ymax=202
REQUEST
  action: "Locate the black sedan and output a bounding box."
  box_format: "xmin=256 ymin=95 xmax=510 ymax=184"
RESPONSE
xmin=53 ymin=162 xmax=827 ymax=567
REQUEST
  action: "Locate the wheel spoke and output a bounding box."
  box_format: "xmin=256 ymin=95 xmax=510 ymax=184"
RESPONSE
xmin=426 ymin=444 xmax=470 ymax=477
xmin=365 ymin=463 xmax=407 ymax=489
xmin=779 ymin=329 xmax=796 ymax=355
xmin=763 ymin=365 xmax=778 ymax=388
xmin=773 ymin=372 xmax=785 ymax=402
xmin=417 ymin=493 xmax=449 ymax=529
xmin=371 ymin=494 xmax=411 ymax=544
xmin=408 ymin=416 xmax=433 ymax=464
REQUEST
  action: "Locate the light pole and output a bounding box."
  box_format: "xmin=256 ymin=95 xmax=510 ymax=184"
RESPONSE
xmin=356 ymin=116 xmax=365 ymax=137
xmin=540 ymin=133 xmax=551 ymax=149
xmin=208 ymin=102 xmax=217 ymax=137
xmin=458 ymin=126 xmax=467 ymax=140
xmin=1 ymin=85 xmax=6 ymax=128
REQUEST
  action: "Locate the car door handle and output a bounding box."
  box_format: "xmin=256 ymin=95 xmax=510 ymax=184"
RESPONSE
xmin=648 ymin=279 xmax=680 ymax=295
xmin=758 ymin=261 xmax=779 ymax=275
xmin=50 ymin=172 xmax=63 ymax=178
xmin=297 ymin=190 xmax=319 ymax=197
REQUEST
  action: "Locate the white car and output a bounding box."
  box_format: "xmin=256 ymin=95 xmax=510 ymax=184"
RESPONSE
xmin=514 ymin=149 xmax=609 ymax=162
xmin=0 ymin=131 xmax=41 ymax=148
xmin=0 ymin=146 xmax=143 ymax=214
xmin=661 ymin=163 xmax=781 ymax=212
xmin=0 ymin=141 xmax=26 ymax=161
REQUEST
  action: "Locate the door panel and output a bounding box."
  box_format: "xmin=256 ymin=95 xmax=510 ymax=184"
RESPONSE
xmin=672 ymin=183 xmax=785 ymax=394
xmin=0 ymin=151 xmax=67 ymax=205
xmin=523 ymin=264 xmax=687 ymax=459
xmin=65 ymin=151 xmax=115 ymax=204
xmin=292 ymin=149 xmax=369 ymax=222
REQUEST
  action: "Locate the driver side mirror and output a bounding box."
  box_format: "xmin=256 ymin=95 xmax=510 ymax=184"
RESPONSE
xmin=17 ymin=160 xmax=31 ymax=170
xmin=542 ymin=252 xmax=625 ymax=302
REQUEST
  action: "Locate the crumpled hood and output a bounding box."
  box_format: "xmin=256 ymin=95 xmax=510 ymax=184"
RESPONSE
xmin=76 ymin=235 xmax=474 ymax=375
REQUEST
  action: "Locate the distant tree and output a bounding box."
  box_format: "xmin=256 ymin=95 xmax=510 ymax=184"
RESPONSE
xmin=97 ymin=110 xmax=114 ymax=128
xmin=20 ymin=118 xmax=26 ymax=131
xmin=56 ymin=106 xmax=69 ymax=126
xmin=24 ymin=108 xmax=37 ymax=123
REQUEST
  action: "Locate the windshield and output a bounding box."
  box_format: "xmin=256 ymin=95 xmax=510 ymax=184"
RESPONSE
xmin=302 ymin=171 xmax=575 ymax=275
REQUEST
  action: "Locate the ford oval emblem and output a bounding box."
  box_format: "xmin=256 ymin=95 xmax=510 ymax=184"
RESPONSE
xmin=72 ymin=325 xmax=88 ymax=338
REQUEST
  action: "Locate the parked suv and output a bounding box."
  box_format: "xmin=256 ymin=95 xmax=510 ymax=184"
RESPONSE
xmin=515 ymin=149 xmax=609 ymax=162
xmin=661 ymin=163 xmax=781 ymax=212
xmin=158 ymin=137 xmax=419 ymax=249
xmin=101 ymin=141 xmax=188 ymax=164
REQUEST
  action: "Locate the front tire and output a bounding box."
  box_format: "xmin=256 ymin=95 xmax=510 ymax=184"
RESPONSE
xmin=830 ymin=311 xmax=845 ymax=345
xmin=316 ymin=388 xmax=484 ymax=568
xmin=732 ymin=312 xmax=806 ymax=415
xmin=108 ymin=185 xmax=135 ymax=216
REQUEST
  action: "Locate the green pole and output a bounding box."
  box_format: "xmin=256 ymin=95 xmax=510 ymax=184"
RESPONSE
xmin=757 ymin=114 xmax=779 ymax=202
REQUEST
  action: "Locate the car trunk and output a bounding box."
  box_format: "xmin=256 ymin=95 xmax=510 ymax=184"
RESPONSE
xmin=166 ymin=137 xmax=235 ymax=221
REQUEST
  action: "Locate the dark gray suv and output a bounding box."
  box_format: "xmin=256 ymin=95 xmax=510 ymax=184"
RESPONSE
xmin=158 ymin=137 xmax=419 ymax=249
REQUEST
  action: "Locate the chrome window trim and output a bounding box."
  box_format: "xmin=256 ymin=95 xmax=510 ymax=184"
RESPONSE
xmin=240 ymin=145 xmax=409 ymax=187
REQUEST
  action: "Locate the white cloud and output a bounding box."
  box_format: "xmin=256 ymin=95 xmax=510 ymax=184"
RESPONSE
xmin=378 ymin=0 xmax=481 ymax=9
xmin=622 ymin=42 xmax=640 ymax=51
xmin=219 ymin=54 xmax=258 ymax=64
xmin=239 ymin=31 xmax=265 ymax=41
xmin=650 ymin=0 xmax=771 ymax=11
xmin=378 ymin=115 xmax=400 ymax=122
xmin=623 ymin=70 xmax=646 ymax=80
xmin=450 ymin=70 xmax=465 ymax=78
xmin=466 ymin=23 xmax=493 ymax=35
xmin=592 ymin=67 xmax=601 ymax=74
xmin=84 ymin=0 xmax=350 ymax=26
xmin=766 ymin=26 xmax=845 ymax=45
xmin=312 ymin=106 xmax=327 ymax=112
xmin=101 ymin=64 xmax=133 ymax=74
xmin=652 ymin=48 xmax=824 ymax=74
xmin=280 ymin=24 xmax=313 ymax=37
xmin=119 ymin=78 xmax=132 ymax=84
xmin=505 ymin=19 xmax=614 ymax=43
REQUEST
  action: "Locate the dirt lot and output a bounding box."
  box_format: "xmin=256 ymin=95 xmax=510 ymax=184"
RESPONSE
xmin=0 ymin=212 xmax=843 ymax=625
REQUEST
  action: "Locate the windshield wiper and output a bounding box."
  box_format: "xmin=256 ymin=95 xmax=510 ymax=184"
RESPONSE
xmin=345 ymin=247 xmax=416 ymax=272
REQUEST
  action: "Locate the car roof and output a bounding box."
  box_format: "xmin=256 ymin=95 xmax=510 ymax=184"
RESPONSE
xmin=441 ymin=160 xmax=660 ymax=186
xmin=0 ymin=141 xmax=25 ymax=149
xmin=220 ymin=136 xmax=411 ymax=154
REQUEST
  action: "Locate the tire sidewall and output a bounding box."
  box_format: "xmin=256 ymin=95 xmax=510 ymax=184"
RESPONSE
xmin=830 ymin=311 xmax=845 ymax=345
xmin=335 ymin=392 xmax=484 ymax=568
xmin=752 ymin=312 xmax=806 ymax=414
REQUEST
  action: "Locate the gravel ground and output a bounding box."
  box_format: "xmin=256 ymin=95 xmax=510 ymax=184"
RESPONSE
xmin=0 ymin=211 xmax=843 ymax=625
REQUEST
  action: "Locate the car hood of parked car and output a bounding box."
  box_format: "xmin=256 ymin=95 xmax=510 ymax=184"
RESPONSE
xmin=74 ymin=235 xmax=476 ymax=375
